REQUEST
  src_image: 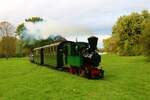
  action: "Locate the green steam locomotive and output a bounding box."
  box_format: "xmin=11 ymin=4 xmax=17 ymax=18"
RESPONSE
xmin=30 ymin=36 xmax=104 ymax=79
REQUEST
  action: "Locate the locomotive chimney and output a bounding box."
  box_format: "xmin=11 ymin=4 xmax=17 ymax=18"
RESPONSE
xmin=88 ymin=36 xmax=98 ymax=51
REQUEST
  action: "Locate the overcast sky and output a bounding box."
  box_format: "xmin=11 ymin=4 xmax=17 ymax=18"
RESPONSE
xmin=0 ymin=0 xmax=149 ymax=47
xmin=0 ymin=0 xmax=149 ymax=34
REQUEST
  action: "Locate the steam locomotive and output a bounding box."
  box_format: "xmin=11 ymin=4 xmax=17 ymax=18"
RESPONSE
xmin=30 ymin=36 xmax=104 ymax=79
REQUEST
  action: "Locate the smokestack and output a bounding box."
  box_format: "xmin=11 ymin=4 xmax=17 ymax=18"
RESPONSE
xmin=88 ymin=36 xmax=98 ymax=51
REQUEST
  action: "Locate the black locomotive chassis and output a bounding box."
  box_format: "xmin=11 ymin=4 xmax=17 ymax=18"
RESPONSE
xmin=31 ymin=59 xmax=104 ymax=79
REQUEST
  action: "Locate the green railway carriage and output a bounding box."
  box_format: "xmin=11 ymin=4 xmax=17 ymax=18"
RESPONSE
xmin=33 ymin=42 xmax=60 ymax=67
xmin=33 ymin=41 xmax=88 ymax=68
xmin=43 ymin=43 xmax=60 ymax=67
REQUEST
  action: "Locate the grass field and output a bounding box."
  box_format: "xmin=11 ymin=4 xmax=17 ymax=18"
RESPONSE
xmin=0 ymin=54 xmax=149 ymax=100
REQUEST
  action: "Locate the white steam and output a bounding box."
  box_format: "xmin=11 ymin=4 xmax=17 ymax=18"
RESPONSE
xmin=22 ymin=20 xmax=111 ymax=47
xmin=24 ymin=20 xmax=91 ymax=40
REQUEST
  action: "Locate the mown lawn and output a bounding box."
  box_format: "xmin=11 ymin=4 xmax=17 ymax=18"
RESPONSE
xmin=0 ymin=55 xmax=149 ymax=100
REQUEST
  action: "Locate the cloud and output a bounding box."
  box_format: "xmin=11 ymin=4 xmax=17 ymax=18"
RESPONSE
xmin=0 ymin=0 xmax=149 ymax=28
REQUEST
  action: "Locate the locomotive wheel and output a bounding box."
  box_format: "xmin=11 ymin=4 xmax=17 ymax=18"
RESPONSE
xmin=63 ymin=67 xmax=69 ymax=72
xmin=99 ymin=70 xmax=104 ymax=78
xmin=79 ymin=69 xmax=85 ymax=77
xmin=90 ymin=68 xmax=102 ymax=79
xmin=69 ymin=67 xmax=77 ymax=74
xmin=87 ymin=72 xmax=91 ymax=79
xmin=85 ymin=69 xmax=91 ymax=79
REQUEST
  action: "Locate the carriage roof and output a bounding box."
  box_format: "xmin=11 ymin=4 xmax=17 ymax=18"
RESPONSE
xmin=33 ymin=42 xmax=61 ymax=50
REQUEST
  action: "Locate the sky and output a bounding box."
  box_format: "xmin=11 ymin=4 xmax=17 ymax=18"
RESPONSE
xmin=0 ymin=0 xmax=150 ymax=47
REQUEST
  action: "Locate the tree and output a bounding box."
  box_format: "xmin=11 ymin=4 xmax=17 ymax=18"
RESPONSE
xmin=25 ymin=17 xmax=43 ymax=23
xmin=103 ymin=34 xmax=119 ymax=53
xmin=1 ymin=36 xmax=17 ymax=58
xmin=0 ymin=21 xmax=16 ymax=58
xmin=141 ymin=15 xmax=150 ymax=57
xmin=16 ymin=23 xmax=26 ymax=37
xmin=16 ymin=17 xmax=43 ymax=56
xmin=104 ymin=10 xmax=150 ymax=56
xmin=0 ymin=41 xmax=3 ymax=57
xmin=15 ymin=39 xmax=26 ymax=57
xmin=141 ymin=10 xmax=150 ymax=19
xmin=103 ymin=10 xmax=148 ymax=55
xmin=16 ymin=16 xmax=43 ymax=39
xmin=109 ymin=11 xmax=147 ymax=56
xmin=0 ymin=21 xmax=15 ymax=37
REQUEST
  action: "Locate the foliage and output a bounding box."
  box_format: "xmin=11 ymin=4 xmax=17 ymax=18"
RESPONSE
xmin=113 ymin=13 xmax=143 ymax=55
xmin=104 ymin=10 xmax=150 ymax=56
xmin=0 ymin=55 xmax=149 ymax=99
xmin=0 ymin=36 xmax=17 ymax=57
xmin=16 ymin=23 xmax=26 ymax=36
xmin=141 ymin=18 xmax=150 ymax=57
xmin=25 ymin=17 xmax=43 ymax=23
xmin=15 ymin=40 xmax=26 ymax=57
xmin=103 ymin=35 xmax=119 ymax=53
xmin=0 ymin=41 xmax=3 ymax=56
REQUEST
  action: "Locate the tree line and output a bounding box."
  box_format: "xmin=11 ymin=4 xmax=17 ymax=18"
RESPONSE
xmin=103 ymin=10 xmax=150 ymax=57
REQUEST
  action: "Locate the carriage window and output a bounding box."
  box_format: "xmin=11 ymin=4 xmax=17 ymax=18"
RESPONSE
xmin=50 ymin=46 xmax=53 ymax=55
xmin=45 ymin=48 xmax=47 ymax=55
xmin=49 ymin=47 xmax=50 ymax=53
xmin=49 ymin=47 xmax=51 ymax=55
xmin=52 ymin=46 xmax=54 ymax=55
xmin=47 ymin=48 xmax=48 ymax=55
xmin=54 ymin=46 xmax=56 ymax=55
xmin=55 ymin=46 xmax=57 ymax=52
xmin=47 ymin=48 xmax=49 ymax=55
xmin=36 ymin=50 xmax=37 ymax=55
xmin=49 ymin=47 xmax=52 ymax=55
xmin=52 ymin=46 xmax=53 ymax=55
xmin=36 ymin=50 xmax=39 ymax=55
xmin=38 ymin=50 xmax=40 ymax=55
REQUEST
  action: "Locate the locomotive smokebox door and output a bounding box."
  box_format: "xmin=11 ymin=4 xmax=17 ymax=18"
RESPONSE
xmin=88 ymin=36 xmax=98 ymax=51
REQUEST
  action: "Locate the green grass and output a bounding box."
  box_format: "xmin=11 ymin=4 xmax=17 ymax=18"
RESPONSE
xmin=0 ymin=55 xmax=149 ymax=100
